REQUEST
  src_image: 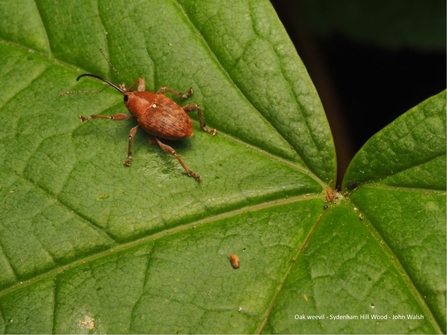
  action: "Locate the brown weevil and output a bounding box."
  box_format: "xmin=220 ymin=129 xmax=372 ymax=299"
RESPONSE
xmin=62 ymin=64 xmax=216 ymax=181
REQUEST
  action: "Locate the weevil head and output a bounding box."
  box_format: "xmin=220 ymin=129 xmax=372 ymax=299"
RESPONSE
xmin=122 ymin=92 xmax=144 ymax=118
xmin=123 ymin=93 xmax=130 ymax=103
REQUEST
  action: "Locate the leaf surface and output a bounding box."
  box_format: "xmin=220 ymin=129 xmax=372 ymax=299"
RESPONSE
xmin=0 ymin=1 xmax=444 ymax=333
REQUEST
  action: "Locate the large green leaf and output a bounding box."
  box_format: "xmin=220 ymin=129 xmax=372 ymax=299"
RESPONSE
xmin=0 ymin=0 xmax=444 ymax=333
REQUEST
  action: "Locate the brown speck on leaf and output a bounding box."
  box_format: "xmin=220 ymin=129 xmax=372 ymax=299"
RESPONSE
xmin=78 ymin=315 xmax=95 ymax=330
xmin=228 ymin=254 xmax=240 ymax=269
xmin=326 ymin=180 xmax=334 ymax=202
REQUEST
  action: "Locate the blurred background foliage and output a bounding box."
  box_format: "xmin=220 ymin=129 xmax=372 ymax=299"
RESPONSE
xmin=270 ymin=0 xmax=446 ymax=182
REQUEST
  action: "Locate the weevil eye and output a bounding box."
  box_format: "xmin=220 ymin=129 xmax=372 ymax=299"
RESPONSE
xmin=124 ymin=95 xmax=129 ymax=102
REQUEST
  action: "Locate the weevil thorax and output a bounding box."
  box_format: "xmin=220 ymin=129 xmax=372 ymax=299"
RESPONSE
xmin=123 ymin=91 xmax=157 ymax=119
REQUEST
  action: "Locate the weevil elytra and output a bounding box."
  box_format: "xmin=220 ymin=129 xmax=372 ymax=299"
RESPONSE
xmin=62 ymin=59 xmax=216 ymax=181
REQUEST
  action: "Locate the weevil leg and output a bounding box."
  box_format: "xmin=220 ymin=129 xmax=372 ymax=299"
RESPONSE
xmin=156 ymin=87 xmax=193 ymax=99
xmin=124 ymin=125 xmax=139 ymax=166
xmin=156 ymin=87 xmax=217 ymax=135
xmin=182 ymin=104 xmax=217 ymax=136
xmin=120 ymin=78 xmax=143 ymax=93
xmin=137 ymin=78 xmax=146 ymax=92
xmin=154 ymin=137 xmax=201 ymax=182
xmin=79 ymin=113 xmax=131 ymax=122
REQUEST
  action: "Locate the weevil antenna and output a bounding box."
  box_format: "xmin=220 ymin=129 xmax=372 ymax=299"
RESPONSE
xmin=99 ymin=48 xmax=120 ymax=81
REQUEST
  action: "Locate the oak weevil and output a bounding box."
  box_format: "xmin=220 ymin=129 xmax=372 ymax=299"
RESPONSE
xmin=62 ymin=54 xmax=216 ymax=181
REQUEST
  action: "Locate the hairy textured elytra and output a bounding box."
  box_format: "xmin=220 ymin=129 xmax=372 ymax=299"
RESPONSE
xmin=228 ymin=254 xmax=240 ymax=269
xmin=62 ymin=67 xmax=217 ymax=181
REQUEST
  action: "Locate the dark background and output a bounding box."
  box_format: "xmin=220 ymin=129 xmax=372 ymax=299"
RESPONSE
xmin=270 ymin=1 xmax=446 ymax=184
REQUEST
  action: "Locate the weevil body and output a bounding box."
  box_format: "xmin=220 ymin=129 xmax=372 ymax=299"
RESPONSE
xmin=128 ymin=90 xmax=193 ymax=140
xmin=66 ymin=74 xmax=216 ymax=181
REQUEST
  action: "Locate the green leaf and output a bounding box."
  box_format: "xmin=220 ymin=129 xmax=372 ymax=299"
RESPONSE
xmin=265 ymin=91 xmax=446 ymax=333
xmin=0 ymin=1 xmax=444 ymax=334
